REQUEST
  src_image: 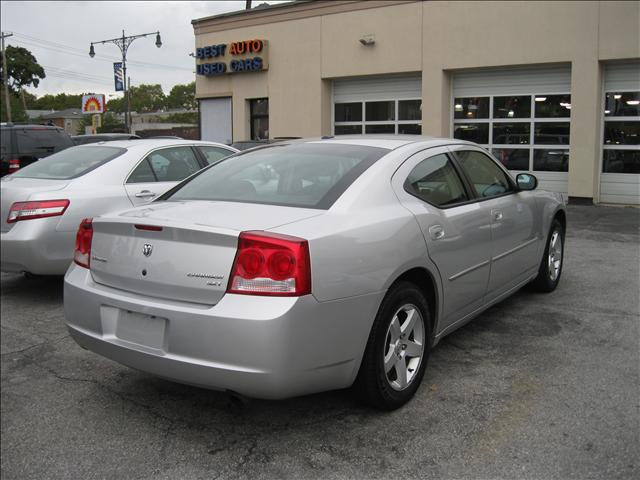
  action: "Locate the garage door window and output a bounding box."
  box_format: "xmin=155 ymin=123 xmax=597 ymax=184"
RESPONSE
xmin=334 ymin=99 xmax=421 ymax=135
xmin=602 ymin=91 xmax=640 ymax=174
xmin=453 ymin=94 xmax=571 ymax=172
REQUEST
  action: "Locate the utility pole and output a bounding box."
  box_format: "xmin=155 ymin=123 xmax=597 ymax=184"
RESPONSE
xmin=1 ymin=31 xmax=14 ymax=123
xmin=127 ymin=76 xmax=131 ymax=131
xmin=89 ymin=29 xmax=162 ymax=133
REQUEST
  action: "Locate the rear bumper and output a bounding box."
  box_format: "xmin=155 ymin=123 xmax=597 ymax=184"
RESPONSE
xmin=64 ymin=264 xmax=383 ymax=399
xmin=1 ymin=219 xmax=74 ymax=275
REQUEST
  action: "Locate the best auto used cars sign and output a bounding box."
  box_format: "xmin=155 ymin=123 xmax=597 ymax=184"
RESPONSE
xmin=196 ymin=39 xmax=269 ymax=77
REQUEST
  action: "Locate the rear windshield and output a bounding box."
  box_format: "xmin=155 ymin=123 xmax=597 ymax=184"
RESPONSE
xmin=163 ymin=143 xmax=388 ymax=209
xmin=12 ymin=146 xmax=126 ymax=179
xmin=16 ymin=128 xmax=73 ymax=153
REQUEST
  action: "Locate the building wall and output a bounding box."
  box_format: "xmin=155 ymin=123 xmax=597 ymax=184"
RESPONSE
xmin=193 ymin=0 xmax=639 ymax=201
xmin=195 ymin=17 xmax=325 ymax=140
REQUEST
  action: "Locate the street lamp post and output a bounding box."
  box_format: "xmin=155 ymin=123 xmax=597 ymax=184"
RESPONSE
xmin=89 ymin=30 xmax=162 ymax=133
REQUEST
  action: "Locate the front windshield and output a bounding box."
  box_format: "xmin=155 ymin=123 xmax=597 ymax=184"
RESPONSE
xmin=164 ymin=143 xmax=388 ymax=209
xmin=11 ymin=146 xmax=126 ymax=179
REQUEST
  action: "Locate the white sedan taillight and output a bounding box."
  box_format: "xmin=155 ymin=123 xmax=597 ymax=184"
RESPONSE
xmin=73 ymin=218 xmax=93 ymax=269
xmin=227 ymin=231 xmax=311 ymax=296
xmin=6 ymin=199 xmax=70 ymax=223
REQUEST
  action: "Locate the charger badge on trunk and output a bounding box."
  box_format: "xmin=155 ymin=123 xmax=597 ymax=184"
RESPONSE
xmin=142 ymin=244 xmax=153 ymax=257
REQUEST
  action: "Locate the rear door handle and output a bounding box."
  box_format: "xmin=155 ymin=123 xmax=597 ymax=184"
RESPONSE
xmin=135 ymin=190 xmax=157 ymax=198
xmin=428 ymin=225 xmax=445 ymax=240
xmin=492 ymin=209 xmax=503 ymax=221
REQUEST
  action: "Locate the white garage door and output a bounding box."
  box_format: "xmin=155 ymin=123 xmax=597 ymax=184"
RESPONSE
xmin=200 ymin=97 xmax=232 ymax=145
xmin=452 ymin=65 xmax=572 ymax=194
xmin=333 ymin=75 xmax=422 ymax=135
xmin=600 ymin=61 xmax=640 ymax=205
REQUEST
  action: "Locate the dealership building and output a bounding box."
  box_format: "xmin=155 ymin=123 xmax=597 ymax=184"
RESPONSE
xmin=192 ymin=0 xmax=640 ymax=204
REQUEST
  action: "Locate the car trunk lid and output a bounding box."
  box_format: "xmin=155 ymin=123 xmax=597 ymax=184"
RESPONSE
xmin=89 ymin=200 xmax=321 ymax=305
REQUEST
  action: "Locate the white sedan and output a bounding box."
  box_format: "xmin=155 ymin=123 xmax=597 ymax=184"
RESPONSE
xmin=1 ymin=139 xmax=238 ymax=275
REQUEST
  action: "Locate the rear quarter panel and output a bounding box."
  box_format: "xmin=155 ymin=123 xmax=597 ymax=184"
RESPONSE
xmin=271 ymin=143 xmax=445 ymax=305
xmin=274 ymin=203 xmax=431 ymax=303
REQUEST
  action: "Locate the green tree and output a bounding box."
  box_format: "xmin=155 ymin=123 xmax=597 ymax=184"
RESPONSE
xmin=98 ymin=113 xmax=126 ymax=133
xmin=0 ymin=45 xmax=45 ymax=122
xmin=166 ymin=82 xmax=196 ymax=110
xmin=0 ymin=45 xmax=46 ymax=94
xmin=106 ymin=96 xmax=125 ymax=114
xmin=129 ymin=84 xmax=166 ymax=113
xmin=21 ymin=90 xmax=37 ymax=108
xmin=0 ymin=87 xmax=28 ymax=122
xmin=31 ymin=93 xmax=85 ymax=111
xmin=76 ymin=112 xmax=125 ymax=134
xmin=76 ymin=115 xmax=87 ymax=135
xmin=158 ymin=112 xmax=198 ymax=124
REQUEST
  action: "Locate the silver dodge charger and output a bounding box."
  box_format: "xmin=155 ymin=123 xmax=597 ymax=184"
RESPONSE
xmin=64 ymin=136 xmax=566 ymax=409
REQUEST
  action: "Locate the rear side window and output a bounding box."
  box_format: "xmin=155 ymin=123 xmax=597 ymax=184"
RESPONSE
xmin=164 ymin=143 xmax=387 ymax=209
xmin=127 ymin=159 xmax=156 ymax=183
xmin=198 ymin=146 xmax=235 ymax=165
xmin=404 ymin=154 xmax=468 ymax=207
xmin=455 ymin=150 xmax=513 ymax=198
xmin=11 ymin=146 xmax=126 ymax=179
xmin=16 ymin=129 xmax=73 ymax=154
xmin=127 ymin=147 xmax=201 ymax=183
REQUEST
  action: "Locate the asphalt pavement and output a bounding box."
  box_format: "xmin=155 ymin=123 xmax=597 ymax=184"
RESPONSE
xmin=1 ymin=204 xmax=639 ymax=480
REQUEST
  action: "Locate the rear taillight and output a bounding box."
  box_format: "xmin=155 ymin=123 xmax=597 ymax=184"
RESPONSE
xmin=8 ymin=159 xmax=20 ymax=172
xmin=227 ymin=231 xmax=311 ymax=296
xmin=73 ymin=218 xmax=93 ymax=269
xmin=7 ymin=199 xmax=70 ymax=223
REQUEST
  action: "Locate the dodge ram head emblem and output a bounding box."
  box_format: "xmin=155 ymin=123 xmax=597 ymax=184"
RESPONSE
xmin=142 ymin=244 xmax=153 ymax=257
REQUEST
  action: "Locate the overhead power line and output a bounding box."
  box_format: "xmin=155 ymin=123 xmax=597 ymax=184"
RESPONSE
xmin=44 ymin=73 xmax=113 ymax=88
xmin=41 ymin=65 xmax=115 ymax=84
xmin=9 ymin=31 xmax=193 ymax=71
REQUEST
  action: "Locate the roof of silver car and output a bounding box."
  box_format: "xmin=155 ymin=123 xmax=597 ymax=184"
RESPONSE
xmin=74 ymin=138 xmax=234 ymax=149
xmin=79 ymin=136 xmax=472 ymax=151
xmin=289 ymin=135 xmax=471 ymax=150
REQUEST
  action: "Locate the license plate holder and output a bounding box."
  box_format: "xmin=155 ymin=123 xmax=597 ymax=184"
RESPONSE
xmin=116 ymin=310 xmax=167 ymax=350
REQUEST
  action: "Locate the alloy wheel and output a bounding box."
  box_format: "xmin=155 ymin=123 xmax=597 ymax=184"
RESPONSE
xmin=383 ymin=303 xmax=425 ymax=391
xmin=548 ymin=230 xmax=562 ymax=281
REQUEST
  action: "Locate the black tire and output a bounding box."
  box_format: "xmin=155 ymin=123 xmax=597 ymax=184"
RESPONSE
xmin=354 ymin=281 xmax=432 ymax=410
xmin=530 ymin=219 xmax=564 ymax=293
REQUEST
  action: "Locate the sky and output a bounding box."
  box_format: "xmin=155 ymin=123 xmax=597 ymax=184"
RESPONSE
xmin=0 ymin=1 xmax=287 ymax=99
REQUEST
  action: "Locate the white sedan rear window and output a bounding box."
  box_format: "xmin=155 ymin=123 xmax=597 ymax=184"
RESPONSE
xmin=11 ymin=146 xmax=126 ymax=179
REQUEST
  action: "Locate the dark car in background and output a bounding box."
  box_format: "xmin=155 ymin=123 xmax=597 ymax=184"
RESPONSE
xmin=71 ymin=133 xmax=141 ymax=145
xmin=1 ymin=124 xmax=74 ymax=176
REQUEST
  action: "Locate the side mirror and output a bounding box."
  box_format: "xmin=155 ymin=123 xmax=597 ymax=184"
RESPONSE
xmin=516 ymin=173 xmax=538 ymax=191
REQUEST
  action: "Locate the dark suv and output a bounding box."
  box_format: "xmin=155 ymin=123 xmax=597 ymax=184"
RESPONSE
xmin=1 ymin=124 xmax=74 ymax=176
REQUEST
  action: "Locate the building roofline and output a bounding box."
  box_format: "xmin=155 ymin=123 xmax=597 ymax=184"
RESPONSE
xmin=192 ymin=0 xmax=312 ymax=25
xmin=192 ymin=0 xmax=418 ymax=34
